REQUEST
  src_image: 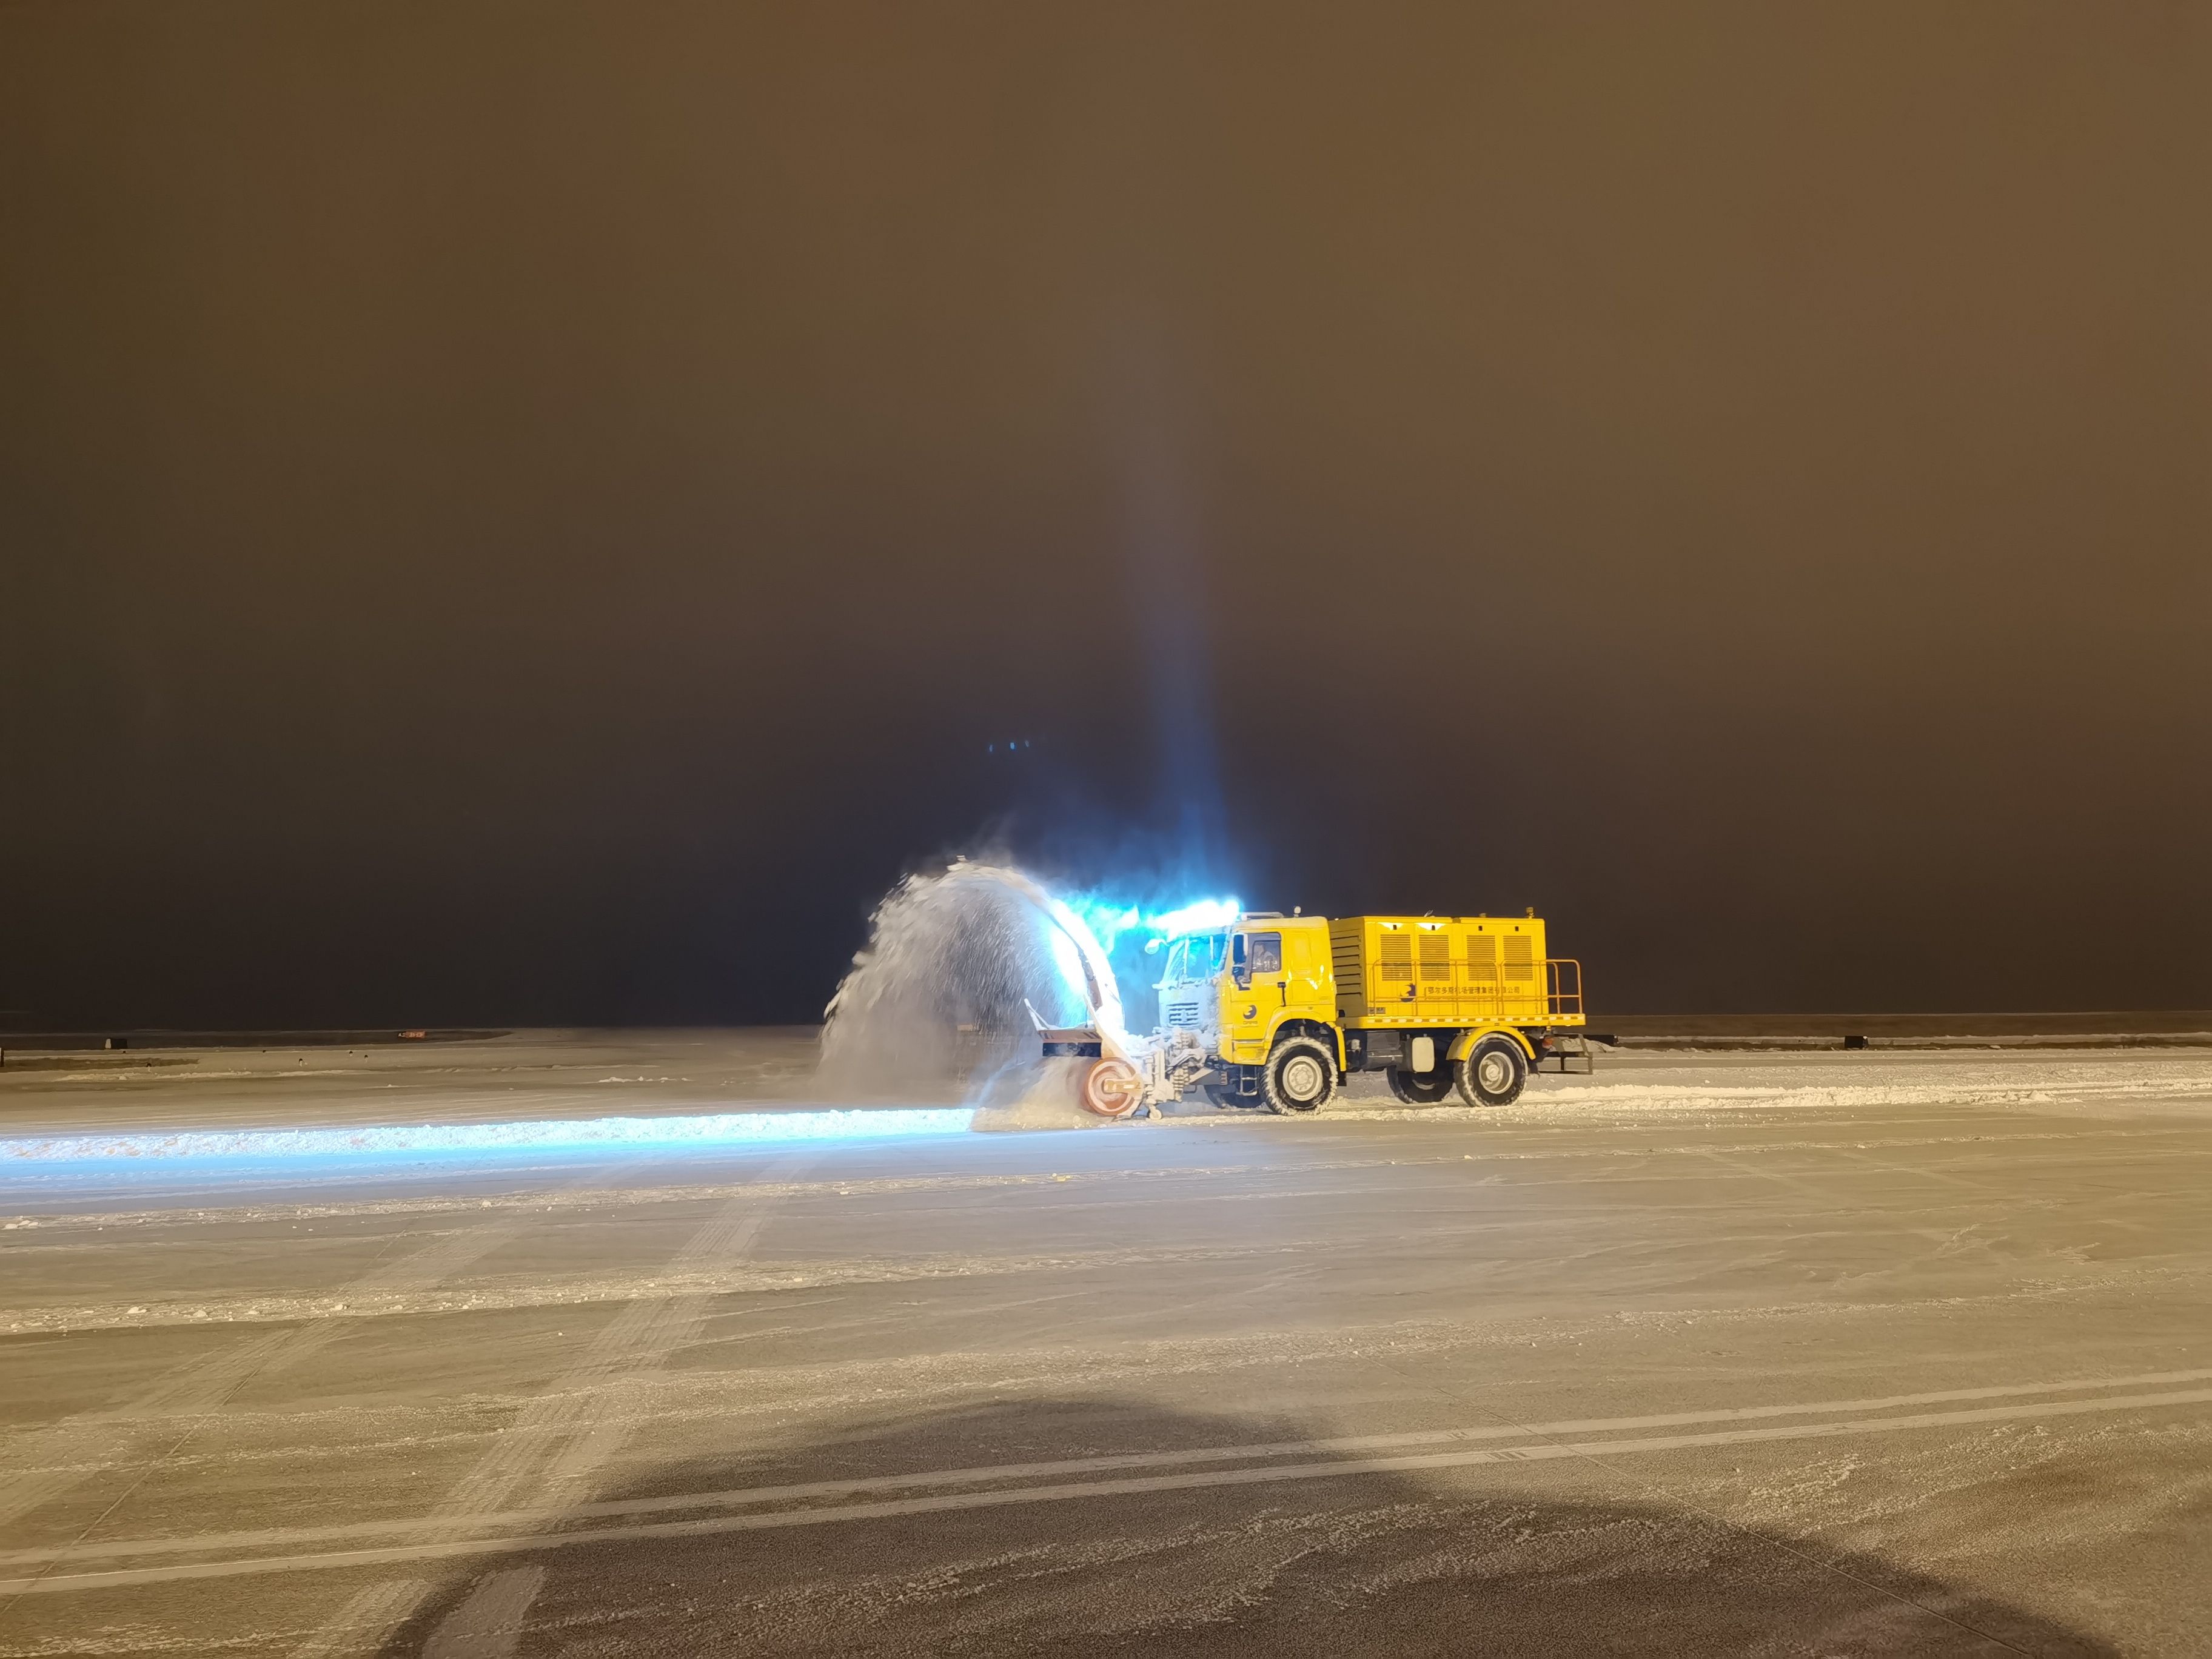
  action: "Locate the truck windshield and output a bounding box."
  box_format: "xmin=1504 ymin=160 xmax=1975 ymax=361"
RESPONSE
xmin=1175 ymin=933 xmax=1224 ymax=979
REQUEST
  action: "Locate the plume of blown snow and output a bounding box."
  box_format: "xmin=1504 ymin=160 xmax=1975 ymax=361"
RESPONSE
xmin=818 ymin=862 xmax=1096 ymax=1105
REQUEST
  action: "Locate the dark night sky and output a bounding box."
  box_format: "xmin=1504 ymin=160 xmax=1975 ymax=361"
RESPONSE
xmin=4 ymin=4 xmax=2208 ymax=1028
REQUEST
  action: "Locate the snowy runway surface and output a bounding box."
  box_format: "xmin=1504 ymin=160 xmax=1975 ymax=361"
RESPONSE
xmin=1 ymin=1034 xmax=2208 ymax=1655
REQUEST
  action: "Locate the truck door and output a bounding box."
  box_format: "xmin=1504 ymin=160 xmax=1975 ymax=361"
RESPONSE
xmin=1250 ymin=931 xmax=1285 ymax=1009
xmin=1282 ymin=926 xmax=1332 ymax=1020
xmin=1222 ymin=930 xmax=1280 ymax=1058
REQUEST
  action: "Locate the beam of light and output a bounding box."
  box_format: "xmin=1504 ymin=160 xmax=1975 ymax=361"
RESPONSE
xmin=1148 ymin=896 xmax=1242 ymax=938
xmin=1071 ymin=902 xmax=1142 ymax=950
xmin=1029 ymin=887 xmax=1133 ymax=1055
xmin=1045 ymin=924 xmax=1091 ymax=1017
xmin=0 ymin=1107 xmax=978 ymax=1165
xmin=1067 ymin=893 xmax=1242 ymax=951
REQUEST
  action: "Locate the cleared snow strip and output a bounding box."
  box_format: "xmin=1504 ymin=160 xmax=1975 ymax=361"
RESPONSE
xmin=0 ymin=1108 xmax=976 ymax=1164
xmin=8 ymin=1386 xmax=2209 ymax=1595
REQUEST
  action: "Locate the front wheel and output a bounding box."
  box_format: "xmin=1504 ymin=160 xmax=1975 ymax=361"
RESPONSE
xmin=1261 ymin=1039 xmax=1336 ymax=1113
xmin=1386 ymin=1065 xmax=1454 ymax=1105
xmin=1455 ymin=1036 xmax=1528 ymax=1107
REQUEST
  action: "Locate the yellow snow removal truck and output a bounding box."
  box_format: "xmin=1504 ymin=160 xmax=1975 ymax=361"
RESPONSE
xmin=1067 ymin=911 xmax=1588 ymax=1116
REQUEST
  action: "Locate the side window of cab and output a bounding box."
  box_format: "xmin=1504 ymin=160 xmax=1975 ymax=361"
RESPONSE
xmin=1249 ymin=933 xmax=1283 ymax=976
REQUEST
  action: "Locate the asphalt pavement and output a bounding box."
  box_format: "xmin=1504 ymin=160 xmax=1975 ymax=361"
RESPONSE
xmin=1 ymin=1036 xmax=2207 ymax=1656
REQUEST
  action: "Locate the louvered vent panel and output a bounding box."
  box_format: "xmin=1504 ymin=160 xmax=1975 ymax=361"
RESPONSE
xmin=1419 ymin=935 xmax=1453 ymax=980
xmin=1464 ymin=936 xmax=1498 ymax=981
xmin=1503 ymin=935 xmax=1535 ymax=981
xmin=1332 ymin=934 xmax=1364 ymax=1002
xmin=1378 ymin=933 xmax=1414 ymax=980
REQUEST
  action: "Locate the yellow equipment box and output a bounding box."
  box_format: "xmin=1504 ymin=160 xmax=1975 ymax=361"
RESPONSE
xmin=1329 ymin=915 xmax=1583 ymax=1030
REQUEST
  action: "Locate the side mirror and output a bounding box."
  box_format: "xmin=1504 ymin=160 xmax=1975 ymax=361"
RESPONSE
xmin=1230 ymin=934 xmax=1250 ymax=990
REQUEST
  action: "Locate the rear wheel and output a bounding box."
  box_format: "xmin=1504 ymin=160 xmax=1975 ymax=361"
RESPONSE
xmin=1262 ymin=1039 xmax=1336 ymax=1113
xmin=1455 ymin=1036 xmax=1528 ymax=1106
xmin=1386 ymin=1065 xmax=1454 ymax=1105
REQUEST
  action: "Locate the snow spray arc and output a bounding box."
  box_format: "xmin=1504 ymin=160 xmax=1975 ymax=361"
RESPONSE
xmin=818 ymin=861 xmax=1136 ymax=1101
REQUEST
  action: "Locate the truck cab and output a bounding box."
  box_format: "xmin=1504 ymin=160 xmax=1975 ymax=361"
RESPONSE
xmin=1151 ymin=913 xmax=1339 ymax=1113
xmin=1215 ymin=916 xmax=1337 ymax=1068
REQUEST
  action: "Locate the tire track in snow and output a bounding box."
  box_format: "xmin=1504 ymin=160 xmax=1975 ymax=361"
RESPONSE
xmin=0 ymin=1162 xmax=650 ymax=1533
xmin=284 ymin=1151 xmax=815 ymax=1658
xmin=12 ymin=1366 xmax=2207 ymax=1574
xmin=14 ymin=1384 xmax=2211 ymax=1596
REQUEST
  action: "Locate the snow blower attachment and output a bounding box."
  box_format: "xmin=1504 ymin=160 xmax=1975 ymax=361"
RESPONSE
xmin=1029 ymin=1009 xmax=1146 ymax=1119
xmin=1045 ymin=911 xmax=1590 ymax=1116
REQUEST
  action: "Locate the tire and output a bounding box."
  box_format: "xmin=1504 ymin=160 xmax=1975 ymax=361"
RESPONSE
xmin=1199 ymin=1083 xmax=1235 ymax=1110
xmin=1386 ymin=1065 xmax=1454 ymax=1105
xmin=1455 ymin=1036 xmax=1527 ymax=1107
xmin=1261 ymin=1039 xmax=1336 ymax=1114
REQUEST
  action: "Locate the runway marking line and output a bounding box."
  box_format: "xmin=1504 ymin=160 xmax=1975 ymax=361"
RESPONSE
xmin=4 ymin=1372 xmax=2207 ymax=1595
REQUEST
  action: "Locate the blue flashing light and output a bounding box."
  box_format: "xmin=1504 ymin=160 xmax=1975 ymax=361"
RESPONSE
xmin=1062 ymin=892 xmax=1244 ymax=956
xmin=1150 ymin=897 xmax=1243 ymax=937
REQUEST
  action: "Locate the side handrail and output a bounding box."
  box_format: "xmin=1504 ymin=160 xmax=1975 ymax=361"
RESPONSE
xmin=1545 ymin=958 xmax=1584 ymax=1016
